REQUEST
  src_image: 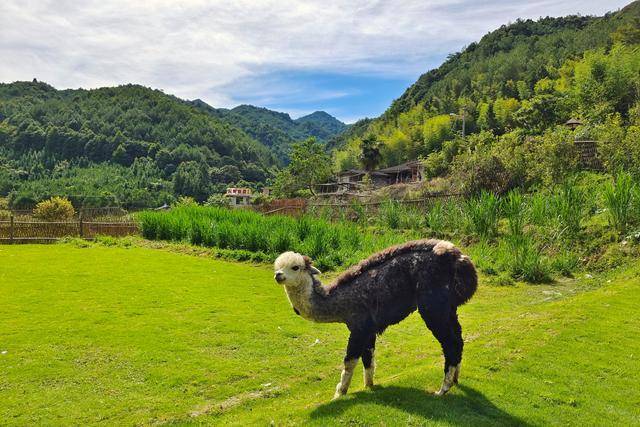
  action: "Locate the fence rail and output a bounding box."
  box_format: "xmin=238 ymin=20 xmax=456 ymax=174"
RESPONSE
xmin=0 ymin=216 xmax=139 ymax=244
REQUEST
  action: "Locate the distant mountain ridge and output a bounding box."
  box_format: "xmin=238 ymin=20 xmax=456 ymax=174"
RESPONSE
xmin=189 ymin=100 xmax=348 ymax=162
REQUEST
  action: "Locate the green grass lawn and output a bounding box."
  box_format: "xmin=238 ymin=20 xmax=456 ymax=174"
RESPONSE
xmin=1 ymin=243 xmax=639 ymax=426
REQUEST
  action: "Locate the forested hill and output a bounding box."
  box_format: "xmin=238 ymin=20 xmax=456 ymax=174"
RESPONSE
xmin=0 ymin=82 xmax=279 ymax=207
xmin=334 ymin=1 xmax=640 ymax=193
xmin=391 ymin=2 xmax=640 ymax=121
xmin=189 ymin=101 xmax=347 ymax=162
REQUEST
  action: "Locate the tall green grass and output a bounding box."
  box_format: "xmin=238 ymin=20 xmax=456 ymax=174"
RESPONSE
xmin=138 ymin=174 xmax=637 ymax=283
xmin=138 ymin=206 xmax=416 ymax=271
xmin=550 ymin=180 xmax=585 ymax=239
xmin=603 ymin=172 xmax=635 ymax=235
xmin=464 ymin=191 xmax=501 ymax=239
xmin=503 ymin=189 xmax=527 ymax=237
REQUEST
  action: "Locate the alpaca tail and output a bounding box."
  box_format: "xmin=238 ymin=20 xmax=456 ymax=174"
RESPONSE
xmin=453 ymin=254 xmax=478 ymax=306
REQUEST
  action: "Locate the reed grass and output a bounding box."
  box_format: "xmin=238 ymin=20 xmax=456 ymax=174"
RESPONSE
xmin=603 ymin=172 xmax=635 ymax=235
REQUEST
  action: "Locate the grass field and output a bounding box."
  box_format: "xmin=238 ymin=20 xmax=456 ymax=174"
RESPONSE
xmin=1 ymin=243 xmax=639 ymax=426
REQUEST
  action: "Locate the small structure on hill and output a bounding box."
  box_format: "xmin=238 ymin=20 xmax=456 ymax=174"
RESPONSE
xmin=225 ymin=187 xmax=253 ymax=207
xmin=377 ymin=160 xmax=424 ymax=185
xmin=316 ymin=160 xmax=425 ymax=196
xmin=565 ymin=118 xmax=583 ymax=130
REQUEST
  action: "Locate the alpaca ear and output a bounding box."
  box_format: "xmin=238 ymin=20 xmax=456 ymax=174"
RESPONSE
xmin=303 ymin=255 xmax=321 ymax=275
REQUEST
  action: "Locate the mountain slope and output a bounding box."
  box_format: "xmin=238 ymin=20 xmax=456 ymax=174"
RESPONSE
xmin=333 ymin=1 xmax=640 ymax=183
xmin=0 ymin=82 xmax=277 ymax=206
xmin=295 ymin=111 xmax=348 ymax=141
xmin=386 ymin=2 xmax=639 ymax=121
xmin=191 ymin=101 xmax=347 ymax=162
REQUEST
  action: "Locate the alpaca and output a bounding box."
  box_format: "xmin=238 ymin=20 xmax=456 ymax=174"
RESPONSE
xmin=273 ymin=239 xmax=477 ymax=399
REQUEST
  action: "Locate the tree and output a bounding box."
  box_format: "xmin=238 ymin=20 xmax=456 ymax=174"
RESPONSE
xmin=359 ymin=135 xmax=382 ymax=171
xmin=172 ymin=161 xmax=209 ymax=201
xmin=274 ymin=137 xmax=332 ymax=196
xmin=612 ymin=20 xmax=640 ymax=46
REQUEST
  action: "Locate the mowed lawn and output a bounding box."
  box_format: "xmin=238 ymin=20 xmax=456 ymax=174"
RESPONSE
xmin=1 ymin=244 xmax=639 ymax=426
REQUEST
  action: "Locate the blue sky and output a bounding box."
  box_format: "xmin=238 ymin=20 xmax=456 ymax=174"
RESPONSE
xmin=0 ymin=0 xmax=632 ymax=123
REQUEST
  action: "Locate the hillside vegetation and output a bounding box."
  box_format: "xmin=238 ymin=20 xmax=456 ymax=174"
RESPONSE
xmin=192 ymin=101 xmax=347 ymax=162
xmin=336 ymin=2 xmax=640 ymax=194
xmin=0 ymin=83 xmax=282 ymax=207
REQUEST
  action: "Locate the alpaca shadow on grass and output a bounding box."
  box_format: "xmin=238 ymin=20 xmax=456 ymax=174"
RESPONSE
xmin=310 ymin=384 xmax=531 ymax=426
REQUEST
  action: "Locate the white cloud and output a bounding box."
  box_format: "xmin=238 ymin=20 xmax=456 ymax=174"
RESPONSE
xmin=0 ymin=0 xmax=632 ymax=111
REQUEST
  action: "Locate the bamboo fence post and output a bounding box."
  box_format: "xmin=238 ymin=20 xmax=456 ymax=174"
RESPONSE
xmin=10 ymin=214 xmax=14 ymax=244
xmin=79 ymin=212 xmax=84 ymax=238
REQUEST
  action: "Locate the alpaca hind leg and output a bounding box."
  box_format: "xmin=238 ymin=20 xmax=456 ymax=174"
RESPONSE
xmin=334 ymin=330 xmax=367 ymax=399
xmin=450 ymin=311 xmax=463 ymax=384
xmin=361 ymin=333 xmax=376 ymax=388
xmin=417 ymin=291 xmax=462 ymax=396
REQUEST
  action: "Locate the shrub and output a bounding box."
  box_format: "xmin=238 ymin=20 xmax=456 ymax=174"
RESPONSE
xmin=603 ymin=172 xmax=635 ymax=235
xmin=204 ymin=194 xmax=228 ymax=207
xmin=33 ymin=196 xmax=75 ymax=221
xmin=550 ymin=251 xmax=580 ymax=277
xmin=175 ymin=196 xmax=198 ymax=207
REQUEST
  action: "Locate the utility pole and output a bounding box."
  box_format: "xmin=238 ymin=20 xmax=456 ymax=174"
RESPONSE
xmin=461 ymin=109 xmax=466 ymax=138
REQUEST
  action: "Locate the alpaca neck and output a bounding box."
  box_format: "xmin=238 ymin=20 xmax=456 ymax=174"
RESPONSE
xmin=283 ymin=276 xmax=338 ymax=323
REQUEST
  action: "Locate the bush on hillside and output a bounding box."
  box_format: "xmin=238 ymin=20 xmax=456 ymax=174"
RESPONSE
xmin=33 ymin=196 xmax=75 ymax=221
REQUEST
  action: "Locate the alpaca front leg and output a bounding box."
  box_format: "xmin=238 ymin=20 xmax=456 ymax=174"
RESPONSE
xmin=362 ymin=333 xmax=376 ymax=388
xmin=334 ymin=359 xmax=358 ymax=399
xmin=334 ymin=330 xmax=367 ymax=399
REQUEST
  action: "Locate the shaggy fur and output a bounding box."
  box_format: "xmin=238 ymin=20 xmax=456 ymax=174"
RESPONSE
xmin=274 ymin=239 xmax=478 ymax=398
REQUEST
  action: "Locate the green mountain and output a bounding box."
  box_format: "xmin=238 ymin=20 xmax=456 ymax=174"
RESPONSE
xmin=190 ymin=101 xmax=347 ymax=162
xmin=334 ymin=1 xmax=640 ymax=193
xmin=0 ymin=82 xmax=277 ymax=207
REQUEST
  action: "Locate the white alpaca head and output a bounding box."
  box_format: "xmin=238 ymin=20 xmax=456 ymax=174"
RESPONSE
xmin=274 ymin=251 xmax=321 ymax=286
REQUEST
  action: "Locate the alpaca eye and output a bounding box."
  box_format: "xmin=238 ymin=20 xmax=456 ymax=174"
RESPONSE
xmin=292 ymin=266 xmax=300 ymax=271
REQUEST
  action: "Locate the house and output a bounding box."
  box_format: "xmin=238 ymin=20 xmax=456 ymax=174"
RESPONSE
xmin=336 ymin=169 xmax=392 ymax=187
xmin=376 ymin=160 xmax=424 ymax=185
xmin=337 ymin=169 xmax=367 ymax=184
xmin=317 ymin=160 xmax=424 ymax=196
xmin=225 ymin=187 xmax=253 ymax=207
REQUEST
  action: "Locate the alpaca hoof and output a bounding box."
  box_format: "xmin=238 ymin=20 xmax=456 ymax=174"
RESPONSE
xmin=434 ymin=386 xmax=450 ymax=396
xmin=333 ymin=384 xmax=347 ymax=400
xmin=434 ymin=365 xmax=458 ymax=396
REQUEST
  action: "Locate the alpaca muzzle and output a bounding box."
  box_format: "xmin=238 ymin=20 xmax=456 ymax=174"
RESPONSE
xmin=274 ymin=272 xmax=285 ymax=283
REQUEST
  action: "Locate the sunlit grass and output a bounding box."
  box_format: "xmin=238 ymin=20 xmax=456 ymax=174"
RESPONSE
xmin=0 ymin=244 xmax=639 ymax=425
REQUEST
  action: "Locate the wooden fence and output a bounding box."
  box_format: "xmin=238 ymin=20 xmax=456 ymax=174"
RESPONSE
xmin=255 ymin=198 xmax=308 ymax=217
xmin=574 ymin=140 xmax=603 ymax=171
xmin=0 ymin=215 xmax=138 ymax=243
xmin=249 ymin=193 xmax=464 ymax=219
